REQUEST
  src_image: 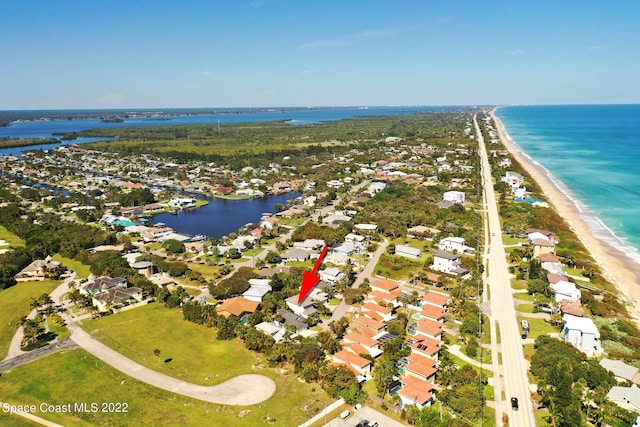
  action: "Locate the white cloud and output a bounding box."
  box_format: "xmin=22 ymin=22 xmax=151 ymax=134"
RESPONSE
xmin=510 ymin=49 xmax=525 ymax=55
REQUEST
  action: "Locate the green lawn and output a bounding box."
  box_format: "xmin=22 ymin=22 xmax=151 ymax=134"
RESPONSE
xmin=0 ymin=225 xmax=25 ymax=247
xmin=0 ymin=280 xmax=61 ymax=359
xmin=502 ymin=235 xmax=526 ymax=246
xmin=0 ymin=348 xmax=333 ymax=427
xmin=510 ymin=278 xmax=528 ymax=290
xmin=0 ymin=412 xmax=41 ymax=427
xmin=518 ymin=316 xmax=559 ymax=339
xmin=186 ymin=262 xmax=222 ymax=279
xmin=82 ymin=304 xmax=262 ymax=386
xmin=53 ymin=254 xmax=91 ymax=278
xmin=515 ymin=303 xmax=534 ymax=313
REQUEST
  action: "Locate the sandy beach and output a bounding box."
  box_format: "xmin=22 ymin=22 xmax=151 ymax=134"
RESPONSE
xmin=491 ymin=108 xmax=640 ymax=324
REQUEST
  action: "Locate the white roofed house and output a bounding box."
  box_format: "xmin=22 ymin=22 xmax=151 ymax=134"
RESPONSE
xmin=285 ymin=288 xmax=329 ymax=318
xmin=432 ymin=250 xmax=468 ymax=277
xmin=242 ymin=278 xmax=272 ymax=302
xmin=562 ymin=314 xmax=600 ymax=356
xmin=437 ymin=236 xmax=467 ymax=253
xmin=443 ymin=191 xmax=465 ymax=204
xmin=551 ymin=280 xmax=581 ymax=303
xmin=319 ymin=267 xmax=344 ymax=284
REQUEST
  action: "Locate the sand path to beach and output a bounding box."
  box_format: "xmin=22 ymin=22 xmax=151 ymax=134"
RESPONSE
xmin=491 ymin=109 xmax=640 ymax=324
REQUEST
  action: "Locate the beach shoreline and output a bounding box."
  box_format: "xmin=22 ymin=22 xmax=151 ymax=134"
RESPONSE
xmin=490 ymin=108 xmax=640 ymax=324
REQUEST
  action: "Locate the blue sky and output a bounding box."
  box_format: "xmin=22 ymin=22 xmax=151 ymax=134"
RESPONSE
xmin=2 ymin=0 xmax=639 ymax=109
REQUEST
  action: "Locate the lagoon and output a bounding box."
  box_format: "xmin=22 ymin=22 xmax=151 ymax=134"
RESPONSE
xmin=151 ymin=194 xmax=299 ymax=239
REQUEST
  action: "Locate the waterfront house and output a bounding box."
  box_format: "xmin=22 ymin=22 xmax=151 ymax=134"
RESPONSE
xmin=551 ymin=280 xmax=581 ymax=303
xmin=562 ymin=314 xmax=599 ymax=356
xmin=606 ymin=386 xmax=640 ymax=413
xmin=532 ymin=239 xmax=555 ymax=258
xmin=600 ymin=358 xmax=640 ymax=385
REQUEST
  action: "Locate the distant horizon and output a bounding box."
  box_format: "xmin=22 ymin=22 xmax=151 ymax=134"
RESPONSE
xmin=2 ymin=102 xmax=640 ymax=113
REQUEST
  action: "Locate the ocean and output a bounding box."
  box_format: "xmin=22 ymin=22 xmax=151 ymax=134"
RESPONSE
xmin=495 ymin=105 xmax=640 ymax=264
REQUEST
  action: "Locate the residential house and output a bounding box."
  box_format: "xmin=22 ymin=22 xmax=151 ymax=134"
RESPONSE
xmin=285 ymin=288 xmax=328 ymax=318
xmin=409 ymin=335 xmax=440 ymax=361
xmin=600 ymin=358 xmax=640 ymax=385
xmin=360 ymin=302 xmax=394 ymax=322
xmin=14 ymin=255 xmax=61 ymax=282
xmin=216 ymin=297 xmax=260 ymax=320
xmin=332 ymin=350 xmax=372 ymax=377
xmin=403 ymin=353 xmax=437 ymax=382
xmin=410 ymin=318 xmax=443 ymax=341
xmin=562 ymin=314 xmax=600 ymax=356
xmin=82 ymin=276 xmax=142 ymax=312
xmin=342 ymin=332 xmax=383 ymax=358
xmin=433 ymin=251 xmax=468 ymax=276
xmin=397 ymin=375 xmax=434 ymax=409
xmin=242 ymin=279 xmax=272 ymax=302
xmin=560 ymin=299 xmax=585 ymax=317
xmin=606 ymin=386 xmax=640 ymax=413
xmin=276 ymin=309 xmax=308 ymax=334
xmin=420 ymin=305 xmax=445 ymax=323
xmin=255 ymin=322 xmax=286 ymax=343
xmin=281 ymin=248 xmax=310 ymax=262
xmin=443 ymin=191 xmax=465 ymax=204
xmin=319 ymin=267 xmax=344 ymax=284
xmin=293 ymin=239 xmax=326 ymax=251
xmin=395 ymin=245 xmax=421 ymax=259
xmin=552 ymin=280 xmax=581 ymax=303
xmin=532 ymin=239 xmax=555 ymax=258
xmin=422 ymin=292 xmax=449 ymax=309
xmin=437 ymin=237 xmax=467 ymax=253
xmin=370 ymin=280 xmax=399 ymax=294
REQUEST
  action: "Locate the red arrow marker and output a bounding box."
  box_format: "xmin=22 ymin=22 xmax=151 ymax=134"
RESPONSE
xmin=298 ymin=245 xmax=329 ymax=304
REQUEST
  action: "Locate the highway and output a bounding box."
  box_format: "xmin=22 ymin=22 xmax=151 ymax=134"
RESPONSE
xmin=475 ymin=113 xmax=536 ymax=426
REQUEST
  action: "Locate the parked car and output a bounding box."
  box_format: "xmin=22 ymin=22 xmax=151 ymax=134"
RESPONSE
xmin=356 ymin=421 xmax=370 ymax=427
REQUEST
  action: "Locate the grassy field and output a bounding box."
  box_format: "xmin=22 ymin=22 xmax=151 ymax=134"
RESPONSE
xmin=515 ymin=303 xmax=534 ymax=313
xmin=0 ymin=412 xmax=41 ymax=427
xmin=0 ymin=280 xmax=61 ymax=359
xmin=0 ymin=348 xmax=333 ymax=427
xmin=0 ymin=224 xmax=25 ymax=247
xmin=52 ymin=254 xmax=91 ymax=278
xmin=82 ymin=304 xmax=264 ymax=386
xmin=518 ymin=316 xmax=558 ymax=339
xmin=185 ymin=262 xmax=222 ymax=279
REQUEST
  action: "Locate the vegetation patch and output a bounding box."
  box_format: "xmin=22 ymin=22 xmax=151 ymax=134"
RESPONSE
xmin=0 ymin=279 xmax=61 ymax=358
xmin=0 ymin=349 xmax=333 ymax=427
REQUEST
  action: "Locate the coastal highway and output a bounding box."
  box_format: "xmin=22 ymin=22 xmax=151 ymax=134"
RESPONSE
xmin=475 ymin=113 xmax=536 ymax=427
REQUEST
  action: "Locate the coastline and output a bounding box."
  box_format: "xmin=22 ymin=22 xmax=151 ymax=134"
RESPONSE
xmin=490 ymin=108 xmax=640 ymax=324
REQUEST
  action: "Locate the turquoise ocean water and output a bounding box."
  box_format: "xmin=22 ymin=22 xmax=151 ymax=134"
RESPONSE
xmin=495 ymin=105 xmax=640 ymax=264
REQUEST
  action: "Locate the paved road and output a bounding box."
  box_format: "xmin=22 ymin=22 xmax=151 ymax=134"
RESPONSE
xmin=476 ymin=113 xmax=536 ymax=426
xmin=0 ymin=338 xmax=78 ymax=372
xmin=323 ymin=405 xmax=407 ymax=427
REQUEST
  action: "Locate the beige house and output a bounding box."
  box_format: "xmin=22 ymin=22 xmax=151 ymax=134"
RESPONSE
xmin=15 ymin=256 xmax=61 ymax=282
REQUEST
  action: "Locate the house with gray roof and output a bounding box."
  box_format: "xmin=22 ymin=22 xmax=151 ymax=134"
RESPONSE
xmin=607 ymin=386 xmax=640 ymax=413
xmin=600 ymin=358 xmax=640 ymax=385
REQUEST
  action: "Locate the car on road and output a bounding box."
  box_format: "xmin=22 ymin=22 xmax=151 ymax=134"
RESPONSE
xmin=511 ymin=397 xmax=519 ymax=410
xmin=369 ymin=422 xmax=378 ymax=427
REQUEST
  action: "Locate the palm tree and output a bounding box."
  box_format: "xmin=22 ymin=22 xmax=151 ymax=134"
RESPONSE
xmin=40 ymin=293 xmax=54 ymax=314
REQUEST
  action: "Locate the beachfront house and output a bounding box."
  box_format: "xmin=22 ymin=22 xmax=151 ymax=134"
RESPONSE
xmin=551 ymin=280 xmax=581 ymax=303
xmin=562 ymin=314 xmax=600 ymax=356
